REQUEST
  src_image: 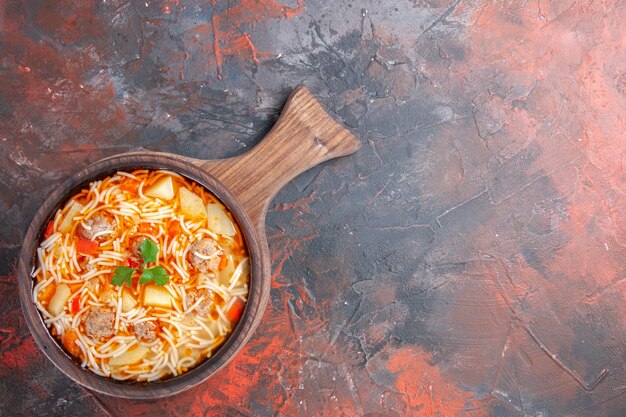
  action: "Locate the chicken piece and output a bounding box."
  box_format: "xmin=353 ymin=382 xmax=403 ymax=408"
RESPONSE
xmin=186 ymin=289 xmax=214 ymax=316
xmin=132 ymin=321 xmax=159 ymax=343
xmin=84 ymin=307 xmax=115 ymax=341
xmin=78 ymin=213 xmax=117 ymax=242
xmin=187 ymin=238 xmax=223 ymax=273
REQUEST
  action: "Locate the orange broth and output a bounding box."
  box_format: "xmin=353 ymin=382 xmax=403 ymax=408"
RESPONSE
xmin=31 ymin=170 xmax=249 ymax=381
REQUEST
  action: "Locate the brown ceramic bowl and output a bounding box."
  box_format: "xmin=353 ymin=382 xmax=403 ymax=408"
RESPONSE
xmin=17 ymin=87 xmax=360 ymax=398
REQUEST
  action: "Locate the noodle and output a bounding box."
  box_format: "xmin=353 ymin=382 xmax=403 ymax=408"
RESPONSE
xmin=31 ymin=170 xmax=249 ymax=382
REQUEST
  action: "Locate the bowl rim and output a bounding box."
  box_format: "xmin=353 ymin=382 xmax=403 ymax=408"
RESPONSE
xmin=17 ymin=152 xmax=267 ymax=399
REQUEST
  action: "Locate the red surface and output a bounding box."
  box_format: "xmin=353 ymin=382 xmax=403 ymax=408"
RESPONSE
xmin=0 ymin=0 xmax=625 ymax=416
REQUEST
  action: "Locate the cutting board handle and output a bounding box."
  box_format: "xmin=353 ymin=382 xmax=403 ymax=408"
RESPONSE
xmin=192 ymin=86 xmax=361 ymax=232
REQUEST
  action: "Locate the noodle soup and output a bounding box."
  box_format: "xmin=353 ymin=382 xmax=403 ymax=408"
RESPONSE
xmin=31 ymin=170 xmax=249 ymax=381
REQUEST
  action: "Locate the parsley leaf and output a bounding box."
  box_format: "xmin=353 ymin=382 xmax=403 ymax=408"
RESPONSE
xmin=112 ymin=266 xmax=134 ymax=286
xmin=139 ymin=269 xmax=152 ymax=285
xmin=150 ymin=266 xmax=169 ymax=286
xmin=140 ymin=266 xmax=169 ymax=286
xmin=111 ymin=240 xmax=169 ymax=287
xmin=140 ymin=239 xmax=158 ymax=264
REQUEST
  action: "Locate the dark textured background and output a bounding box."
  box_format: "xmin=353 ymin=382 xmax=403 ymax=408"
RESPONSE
xmin=1 ymin=1 xmax=625 ymax=416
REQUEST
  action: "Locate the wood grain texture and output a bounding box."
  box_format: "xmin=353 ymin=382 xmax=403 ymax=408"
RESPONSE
xmin=16 ymin=87 xmax=360 ymax=398
xmin=190 ymin=86 xmax=361 ymax=235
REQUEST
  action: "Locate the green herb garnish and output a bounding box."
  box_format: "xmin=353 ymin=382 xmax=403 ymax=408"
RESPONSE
xmin=140 ymin=266 xmax=169 ymax=286
xmin=139 ymin=239 xmax=158 ymax=264
xmin=111 ymin=239 xmax=169 ymax=287
xmin=111 ymin=266 xmax=134 ymax=286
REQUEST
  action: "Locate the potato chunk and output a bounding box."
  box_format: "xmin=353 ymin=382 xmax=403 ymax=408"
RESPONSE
xmin=206 ymin=203 xmax=235 ymax=236
xmin=180 ymin=188 xmax=206 ymax=219
xmin=121 ymin=290 xmax=137 ymax=313
xmin=217 ymin=256 xmax=234 ymax=285
xmin=58 ymin=201 xmax=85 ymax=233
xmin=144 ymin=176 xmax=174 ymax=200
xmin=143 ymin=285 xmax=172 ymax=308
xmin=48 ymin=283 xmax=71 ymax=316
xmin=109 ymin=345 xmax=150 ymax=367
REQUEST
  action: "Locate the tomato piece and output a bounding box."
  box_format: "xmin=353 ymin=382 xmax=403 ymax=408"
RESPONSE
xmin=71 ymin=297 xmax=81 ymax=314
xmin=226 ymin=298 xmax=245 ymax=323
xmin=120 ymin=178 xmax=140 ymax=193
xmin=76 ymin=237 xmax=98 ymax=255
xmin=44 ymin=221 xmax=54 ymax=238
xmin=167 ymin=220 xmax=181 ymax=238
xmin=127 ymin=258 xmax=140 ymax=268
